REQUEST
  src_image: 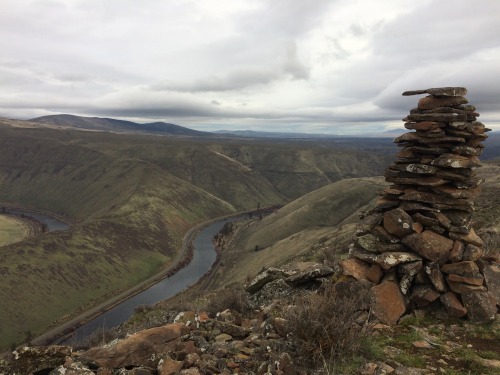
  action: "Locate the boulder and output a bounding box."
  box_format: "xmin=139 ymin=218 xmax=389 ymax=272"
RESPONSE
xmin=481 ymin=262 xmax=500 ymax=306
xmin=370 ymin=281 xmax=406 ymax=325
xmin=82 ymin=323 xmax=188 ymax=369
xmin=284 ymin=264 xmax=334 ymax=286
xmin=340 ymin=258 xmax=372 ymax=281
xmin=462 ymin=244 xmax=483 ymax=261
xmin=462 ymin=291 xmax=497 ymax=324
xmin=402 ymin=231 xmax=453 ymax=265
xmin=246 ymin=267 xmax=291 ymax=293
xmin=448 ymin=241 xmax=464 ymax=263
xmin=449 ymin=228 xmax=483 ymax=247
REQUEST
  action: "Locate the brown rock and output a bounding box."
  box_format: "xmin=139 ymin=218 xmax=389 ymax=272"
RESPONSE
xmin=383 ymin=208 xmax=415 ymax=238
xmin=371 ymin=281 xmax=406 ymax=325
xmin=82 ymin=323 xmax=188 ymax=368
xmin=412 ymin=213 xmax=439 ymax=227
xmin=158 ymin=356 xmax=184 ymax=375
xmin=402 ymin=87 xmax=467 ymax=97
xmin=424 ymin=262 xmax=446 ymax=292
xmin=440 ymin=292 xmax=467 ymax=317
xmin=406 ymin=113 xmax=468 ymax=122
xmin=429 ymin=212 xmax=452 ymax=229
xmin=481 ymin=262 xmax=500 ymax=306
xmin=447 ymin=279 xmax=486 ymax=294
xmin=402 ymin=230 xmax=453 ymax=264
xmin=432 ymin=185 xmax=481 ymax=199
xmin=447 ymin=273 xmax=484 ymax=286
xmin=366 ymin=264 xmax=383 ymax=284
xmin=451 ymin=145 xmax=482 ymax=156
xmin=418 ymin=95 xmax=467 ymax=110
xmin=462 ymin=291 xmax=497 ymax=324
xmin=385 ymin=176 xmax=448 ymax=187
xmin=340 ymin=258 xmax=372 ymax=281
xmin=372 ymin=225 xmax=400 ymax=243
xmin=462 ymin=244 xmax=483 ymax=261
xmin=410 ymin=285 xmax=440 ymax=307
xmin=448 ymin=241 xmax=465 ymax=263
xmin=441 ymin=261 xmax=479 ymax=277
xmin=431 ymin=154 xmax=480 ymax=168
xmin=449 ymin=228 xmax=483 ymax=247
xmin=412 ymin=221 xmax=424 ymax=234
xmin=404 ymin=121 xmax=445 ymax=131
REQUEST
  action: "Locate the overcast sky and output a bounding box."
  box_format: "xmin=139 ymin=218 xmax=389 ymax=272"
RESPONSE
xmin=1 ymin=0 xmax=500 ymax=134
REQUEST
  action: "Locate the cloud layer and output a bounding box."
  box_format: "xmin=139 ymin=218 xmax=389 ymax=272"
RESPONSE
xmin=1 ymin=0 xmax=499 ymax=133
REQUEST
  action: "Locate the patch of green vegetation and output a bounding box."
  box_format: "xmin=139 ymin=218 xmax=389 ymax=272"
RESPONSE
xmin=0 ymin=215 xmax=30 ymax=246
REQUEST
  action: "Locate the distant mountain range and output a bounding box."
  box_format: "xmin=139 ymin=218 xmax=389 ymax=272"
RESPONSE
xmin=30 ymin=114 xmax=211 ymax=137
xmin=213 ymin=128 xmax=405 ymax=138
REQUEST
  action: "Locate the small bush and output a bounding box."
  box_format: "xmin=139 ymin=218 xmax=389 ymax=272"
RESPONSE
xmin=205 ymin=286 xmax=252 ymax=315
xmin=283 ymin=284 xmax=368 ymax=365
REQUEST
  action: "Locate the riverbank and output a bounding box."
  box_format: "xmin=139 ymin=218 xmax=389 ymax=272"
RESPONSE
xmin=30 ymin=207 xmax=277 ymax=347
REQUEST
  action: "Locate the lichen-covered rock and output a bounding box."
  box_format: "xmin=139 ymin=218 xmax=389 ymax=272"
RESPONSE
xmin=0 ymin=345 xmax=72 ymax=375
xmin=383 ymin=208 xmax=415 ymax=238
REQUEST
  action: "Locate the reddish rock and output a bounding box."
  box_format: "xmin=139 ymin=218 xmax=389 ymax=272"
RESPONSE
xmin=410 ymin=285 xmax=440 ymax=307
xmin=370 ymin=281 xmax=406 ymax=325
xmin=383 ymin=208 xmax=415 ymax=238
xmin=418 ymin=95 xmax=467 ymax=110
xmin=404 ymin=121 xmax=445 ymax=131
xmin=448 ymin=241 xmax=465 ymax=263
xmin=340 ymin=258 xmax=372 ymax=281
xmin=449 ymin=228 xmax=483 ymax=247
xmin=429 ymin=212 xmax=452 ymax=229
xmin=366 ymin=264 xmax=383 ymax=284
xmin=447 ymin=273 xmax=484 ymax=286
xmin=481 ymin=262 xmax=500 ymax=306
xmin=440 ymin=292 xmax=467 ymax=317
xmin=82 ymin=323 xmax=188 ymax=369
xmin=441 ymin=261 xmax=479 ymax=277
xmin=462 ymin=291 xmax=497 ymax=324
xmin=402 ymin=230 xmax=453 ymax=265
xmin=412 ymin=221 xmax=424 ymax=233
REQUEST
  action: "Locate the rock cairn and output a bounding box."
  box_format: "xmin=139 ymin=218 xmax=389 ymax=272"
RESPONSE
xmin=341 ymin=87 xmax=498 ymax=324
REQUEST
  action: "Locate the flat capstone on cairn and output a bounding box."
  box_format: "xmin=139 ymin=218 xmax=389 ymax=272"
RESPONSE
xmin=340 ymin=87 xmax=499 ymax=324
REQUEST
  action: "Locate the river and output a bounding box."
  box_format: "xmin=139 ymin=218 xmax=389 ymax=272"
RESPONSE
xmin=61 ymin=216 xmax=241 ymax=344
xmin=2 ymin=208 xmax=69 ymax=232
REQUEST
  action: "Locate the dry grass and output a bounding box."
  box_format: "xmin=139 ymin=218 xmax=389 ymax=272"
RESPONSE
xmin=284 ymin=283 xmax=369 ymax=366
xmin=204 ymin=286 xmax=252 ymax=315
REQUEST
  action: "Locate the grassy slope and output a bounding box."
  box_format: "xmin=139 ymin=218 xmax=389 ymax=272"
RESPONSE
xmin=0 ymin=215 xmax=30 ymax=246
xmin=0 ymin=121 xmax=393 ymax=349
xmin=211 ymin=177 xmax=388 ymax=287
xmin=213 ymin=163 xmax=500 ymax=288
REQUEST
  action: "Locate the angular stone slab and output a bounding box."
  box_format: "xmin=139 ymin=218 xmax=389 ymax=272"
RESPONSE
xmin=383 ymin=208 xmax=415 ymax=239
xmin=441 ymin=261 xmax=479 ymax=277
xmin=447 ymin=279 xmax=486 ymax=294
xmin=406 ymin=113 xmax=467 ymax=122
xmin=447 ymin=272 xmax=484 ymax=286
xmin=410 ymin=285 xmax=440 ymax=307
xmin=402 ymin=87 xmax=467 ymax=97
xmin=370 ymin=281 xmax=407 ymax=325
xmin=449 ymin=228 xmax=483 ymax=247
xmin=440 ymin=292 xmax=467 ymax=318
xmin=402 ymin=230 xmax=453 ymax=265
xmin=431 ymin=153 xmax=481 ymax=168
xmin=418 ymin=95 xmax=468 ymax=110
xmin=425 ymin=262 xmax=446 ymax=292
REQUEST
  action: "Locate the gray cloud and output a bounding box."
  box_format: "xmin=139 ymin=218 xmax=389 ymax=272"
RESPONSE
xmin=0 ymin=0 xmax=499 ymax=133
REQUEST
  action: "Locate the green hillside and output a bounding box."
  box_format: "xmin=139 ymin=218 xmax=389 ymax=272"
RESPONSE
xmin=0 ymin=119 xmax=393 ymax=349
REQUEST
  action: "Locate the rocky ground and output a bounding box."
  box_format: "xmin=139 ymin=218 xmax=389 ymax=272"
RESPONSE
xmin=1 ymin=262 xmax=499 ymax=375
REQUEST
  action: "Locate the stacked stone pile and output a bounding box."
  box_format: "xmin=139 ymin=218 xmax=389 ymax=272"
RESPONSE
xmin=341 ymin=87 xmax=498 ymax=324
